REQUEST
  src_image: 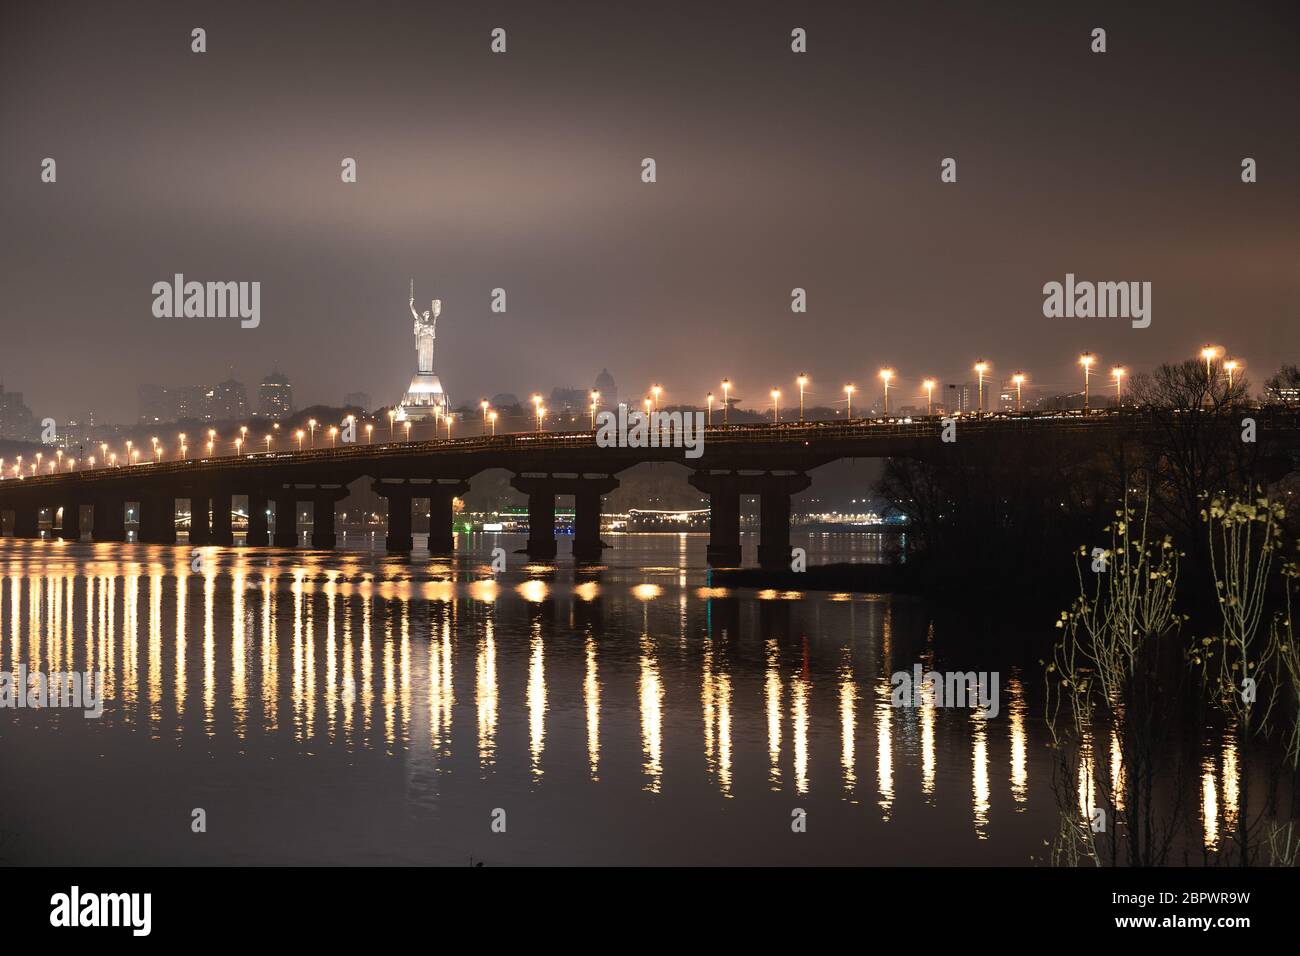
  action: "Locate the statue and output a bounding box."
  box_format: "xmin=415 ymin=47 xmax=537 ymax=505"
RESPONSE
xmin=409 ymin=279 xmax=440 ymax=375
xmin=397 ymin=279 xmax=449 ymax=422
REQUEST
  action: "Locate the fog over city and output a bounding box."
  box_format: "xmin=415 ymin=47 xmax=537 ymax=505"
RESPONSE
xmin=2 ymin=0 xmax=1296 ymax=424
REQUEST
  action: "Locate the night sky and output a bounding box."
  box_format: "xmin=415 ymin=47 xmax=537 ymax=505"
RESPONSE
xmin=2 ymin=0 xmax=1296 ymax=423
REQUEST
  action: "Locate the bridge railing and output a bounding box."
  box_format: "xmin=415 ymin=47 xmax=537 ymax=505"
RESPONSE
xmin=0 ymin=404 xmax=1290 ymax=491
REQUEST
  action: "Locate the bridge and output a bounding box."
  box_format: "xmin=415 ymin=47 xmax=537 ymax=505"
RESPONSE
xmin=1 ymin=408 xmax=1295 ymax=569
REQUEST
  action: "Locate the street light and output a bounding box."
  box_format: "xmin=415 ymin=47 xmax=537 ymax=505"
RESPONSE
xmin=445 ymin=416 xmax=453 ymax=440
xmin=844 ymin=384 xmax=855 ymax=420
xmin=295 ymin=429 xmax=304 ymax=451
xmin=1012 ymin=372 xmax=1026 ymax=412
xmin=771 ymin=387 xmax=781 ymax=423
xmin=651 ymin=384 xmax=662 ymax=411
xmin=1079 ymin=352 xmax=1095 ymax=412
xmin=488 ymin=410 xmax=498 ymax=436
xmin=797 ymin=374 xmax=808 ymax=422
xmin=1224 ymin=359 xmax=1239 ymax=392
xmin=721 ymin=379 xmax=731 ymax=425
xmin=366 ymin=423 xmax=374 ymax=444
xmin=923 ymin=379 xmax=936 ymax=416
xmin=537 ymin=406 xmax=547 ymax=432
xmin=266 ymin=433 xmax=273 ymax=453
xmin=403 ymin=421 xmax=411 ymax=442
xmin=974 ymin=362 xmax=989 ymax=415
xmin=1201 ymin=344 xmax=1221 ymax=377
xmin=1111 ymin=366 xmax=1126 ymax=407
xmin=706 ymin=391 xmax=714 ymax=426
xmin=308 ymin=419 xmax=317 ymax=448
xmin=879 ymin=368 xmax=894 ymax=416
xmin=329 ymin=426 xmax=338 ymax=448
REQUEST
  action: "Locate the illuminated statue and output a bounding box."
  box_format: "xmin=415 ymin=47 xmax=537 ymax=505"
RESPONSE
xmin=409 ymin=279 xmax=440 ymax=375
xmin=397 ymin=280 xmax=449 ymax=422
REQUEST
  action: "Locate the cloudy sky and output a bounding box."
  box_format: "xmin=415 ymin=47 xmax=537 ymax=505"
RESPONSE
xmin=1 ymin=0 xmax=1296 ymax=422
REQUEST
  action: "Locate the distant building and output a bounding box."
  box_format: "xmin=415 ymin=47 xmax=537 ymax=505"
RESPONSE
xmin=549 ymin=387 xmax=588 ymax=414
xmin=137 ymin=384 xmax=169 ymax=424
xmin=61 ymin=415 xmax=94 ymax=450
xmin=206 ymin=378 xmax=249 ymax=421
xmin=138 ymin=379 xmax=249 ymax=423
xmin=1267 ymin=383 xmax=1300 ymax=405
xmin=0 ymin=382 xmax=37 ymax=441
xmin=943 ymin=383 xmax=973 ymax=414
xmin=594 ymin=368 xmax=617 ymax=409
xmin=258 ymin=368 xmax=295 ymax=420
xmin=343 ymin=391 xmax=370 ymax=412
xmin=139 ymin=384 xmax=203 ymax=423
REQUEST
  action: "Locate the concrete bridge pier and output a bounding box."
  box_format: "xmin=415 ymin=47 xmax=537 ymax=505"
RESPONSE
xmin=757 ymin=474 xmax=812 ymax=571
xmin=690 ymin=471 xmax=811 ymax=569
xmin=524 ymin=487 xmax=557 ymax=559
xmin=91 ymin=497 xmax=126 ymax=542
xmin=138 ymin=496 xmax=176 ymax=544
xmin=309 ymin=488 xmax=350 ymax=549
xmin=509 ymin=477 xmax=557 ymax=559
xmin=246 ymin=492 xmax=269 ymax=546
xmin=189 ymin=495 xmax=210 ymax=544
xmin=13 ymin=506 xmax=40 ymax=539
xmin=58 ymin=502 xmax=82 ymax=541
xmin=373 ymin=481 xmax=413 ymax=552
xmin=210 ymin=490 xmax=234 ymax=545
xmin=510 ymin=475 xmax=619 ymax=561
xmin=426 ymin=481 xmax=471 ymax=554
xmin=688 ymin=472 xmax=742 ymax=567
xmin=272 ymin=493 xmax=298 ymax=547
xmin=572 ymin=480 xmax=618 ymax=561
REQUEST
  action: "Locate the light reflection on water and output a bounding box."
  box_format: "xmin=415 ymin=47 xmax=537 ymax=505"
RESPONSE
xmin=0 ymin=533 xmax=1252 ymax=865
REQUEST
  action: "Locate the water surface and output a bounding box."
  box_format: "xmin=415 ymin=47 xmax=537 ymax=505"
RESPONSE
xmin=0 ymin=532 xmax=1250 ymax=865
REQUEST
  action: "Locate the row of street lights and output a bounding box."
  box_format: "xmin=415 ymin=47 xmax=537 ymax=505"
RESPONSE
xmin=3 ymin=345 xmax=1247 ymax=480
xmin=636 ymin=348 xmax=1222 ymax=425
